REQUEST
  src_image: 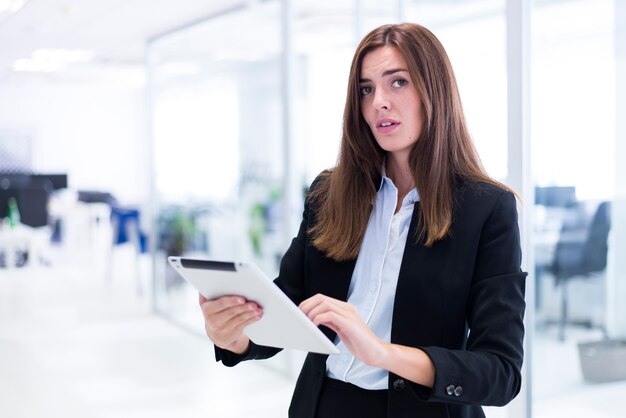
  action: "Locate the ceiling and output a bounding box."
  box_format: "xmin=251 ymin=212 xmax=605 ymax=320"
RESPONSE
xmin=0 ymin=0 xmax=509 ymax=83
xmin=0 ymin=0 xmax=244 ymax=79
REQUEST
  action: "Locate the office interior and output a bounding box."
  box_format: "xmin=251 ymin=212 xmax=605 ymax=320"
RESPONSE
xmin=1 ymin=0 xmax=625 ymax=417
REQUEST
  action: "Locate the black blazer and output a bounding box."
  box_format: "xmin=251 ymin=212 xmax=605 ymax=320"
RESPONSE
xmin=216 ymin=176 xmax=527 ymax=418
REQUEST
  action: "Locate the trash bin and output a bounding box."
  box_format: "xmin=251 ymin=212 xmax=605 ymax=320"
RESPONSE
xmin=578 ymin=339 xmax=626 ymax=383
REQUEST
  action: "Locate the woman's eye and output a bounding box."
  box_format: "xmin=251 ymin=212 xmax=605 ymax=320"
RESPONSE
xmin=392 ymin=79 xmax=408 ymax=87
xmin=360 ymin=86 xmax=372 ymax=95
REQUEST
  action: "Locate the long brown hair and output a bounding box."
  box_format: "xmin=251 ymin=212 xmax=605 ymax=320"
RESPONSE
xmin=309 ymin=23 xmax=515 ymax=261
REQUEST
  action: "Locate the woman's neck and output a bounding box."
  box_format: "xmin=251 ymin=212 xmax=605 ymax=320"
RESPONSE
xmin=385 ymin=155 xmax=415 ymax=196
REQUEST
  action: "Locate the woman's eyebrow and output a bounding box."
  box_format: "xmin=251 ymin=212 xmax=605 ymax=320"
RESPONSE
xmin=359 ymin=68 xmax=408 ymax=83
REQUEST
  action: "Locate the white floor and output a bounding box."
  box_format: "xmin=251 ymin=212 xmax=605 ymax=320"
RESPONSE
xmin=0 ymin=247 xmax=295 ymax=418
xmin=1 ymin=246 xmax=625 ymax=418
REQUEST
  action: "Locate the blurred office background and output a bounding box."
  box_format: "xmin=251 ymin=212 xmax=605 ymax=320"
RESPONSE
xmin=1 ymin=0 xmax=625 ymax=417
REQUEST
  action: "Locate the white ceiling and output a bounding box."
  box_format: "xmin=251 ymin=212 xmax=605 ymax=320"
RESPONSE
xmin=0 ymin=0 xmax=244 ymax=77
xmin=0 ymin=0 xmax=508 ymax=82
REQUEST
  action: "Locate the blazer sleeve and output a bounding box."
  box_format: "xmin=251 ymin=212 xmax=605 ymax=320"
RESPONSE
xmin=214 ymin=175 xmax=319 ymax=366
xmin=417 ymin=190 xmax=527 ymax=406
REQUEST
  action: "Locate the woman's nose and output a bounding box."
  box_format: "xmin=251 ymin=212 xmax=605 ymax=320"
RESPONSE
xmin=372 ymin=88 xmax=390 ymax=111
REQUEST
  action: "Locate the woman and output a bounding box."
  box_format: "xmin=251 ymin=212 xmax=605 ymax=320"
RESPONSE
xmin=200 ymin=23 xmax=526 ymax=418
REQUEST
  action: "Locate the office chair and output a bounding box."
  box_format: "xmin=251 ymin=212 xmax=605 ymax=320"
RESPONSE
xmin=534 ymin=185 xmax=577 ymax=310
xmin=18 ymin=182 xmax=52 ymax=228
xmin=108 ymin=205 xmax=148 ymax=295
xmin=549 ymin=201 xmax=611 ymax=341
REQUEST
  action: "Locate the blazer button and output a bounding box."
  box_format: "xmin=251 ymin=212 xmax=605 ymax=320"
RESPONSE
xmin=393 ymin=378 xmax=405 ymax=391
xmin=446 ymin=385 xmax=455 ymax=396
xmin=454 ymin=386 xmax=463 ymax=397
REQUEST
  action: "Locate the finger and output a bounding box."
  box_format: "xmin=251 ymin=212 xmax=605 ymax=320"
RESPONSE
xmin=301 ymin=296 xmax=351 ymax=319
xmin=230 ymin=308 xmax=263 ymax=332
xmin=202 ymin=295 xmax=247 ymax=315
xmin=199 ymin=293 xmax=208 ymax=304
xmin=298 ymin=293 xmax=323 ymax=313
xmin=230 ymin=303 xmax=263 ymax=324
xmin=214 ymin=307 xmax=263 ymax=341
xmin=309 ymin=310 xmax=344 ymax=332
xmin=205 ymin=302 xmax=261 ymax=330
xmin=309 ymin=303 xmax=364 ymax=337
xmin=299 ymin=293 xmax=337 ymax=314
xmin=305 ymin=301 xmax=336 ymax=322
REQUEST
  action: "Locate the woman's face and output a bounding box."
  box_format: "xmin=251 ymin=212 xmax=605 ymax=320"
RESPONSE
xmin=359 ymin=46 xmax=424 ymax=160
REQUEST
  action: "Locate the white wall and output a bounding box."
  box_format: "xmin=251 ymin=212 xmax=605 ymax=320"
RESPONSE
xmin=0 ymin=73 xmax=149 ymax=205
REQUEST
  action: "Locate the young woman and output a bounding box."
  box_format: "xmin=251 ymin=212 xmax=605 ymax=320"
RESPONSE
xmin=200 ymin=23 xmax=526 ymax=418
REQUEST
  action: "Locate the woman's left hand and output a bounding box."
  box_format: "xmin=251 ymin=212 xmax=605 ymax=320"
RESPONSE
xmin=299 ymin=294 xmax=389 ymax=367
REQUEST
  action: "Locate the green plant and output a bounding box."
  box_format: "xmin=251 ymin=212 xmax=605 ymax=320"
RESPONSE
xmin=158 ymin=207 xmax=197 ymax=256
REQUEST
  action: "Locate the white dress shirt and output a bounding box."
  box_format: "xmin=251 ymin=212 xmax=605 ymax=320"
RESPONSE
xmin=326 ymin=173 xmax=419 ymax=390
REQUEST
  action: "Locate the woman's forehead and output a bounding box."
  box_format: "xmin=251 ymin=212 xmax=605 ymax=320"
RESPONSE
xmin=360 ymin=47 xmax=408 ymax=78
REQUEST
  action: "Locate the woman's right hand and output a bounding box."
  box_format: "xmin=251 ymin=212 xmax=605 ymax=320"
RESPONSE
xmin=198 ymin=294 xmax=263 ymax=354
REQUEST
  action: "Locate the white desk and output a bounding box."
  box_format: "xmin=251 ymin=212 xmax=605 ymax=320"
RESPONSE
xmin=0 ymin=224 xmax=47 ymax=268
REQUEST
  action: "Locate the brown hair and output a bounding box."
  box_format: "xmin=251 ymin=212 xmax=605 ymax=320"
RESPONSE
xmin=309 ymin=23 xmax=515 ymax=261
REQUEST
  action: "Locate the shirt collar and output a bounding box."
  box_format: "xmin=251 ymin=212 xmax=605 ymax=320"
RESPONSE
xmin=379 ymin=163 xmax=420 ymax=204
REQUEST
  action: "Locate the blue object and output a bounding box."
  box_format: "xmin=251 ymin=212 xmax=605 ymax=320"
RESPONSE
xmin=110 ymin=206 xmax=148 ymax=253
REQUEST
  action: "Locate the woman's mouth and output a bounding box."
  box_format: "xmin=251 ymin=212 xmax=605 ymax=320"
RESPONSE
xmin=376 ymin=118 xmax=400 ymax=133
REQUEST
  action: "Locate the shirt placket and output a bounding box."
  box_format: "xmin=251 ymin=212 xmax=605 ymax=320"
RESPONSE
xmin=342 ymin=182 xmax=396 ymax=380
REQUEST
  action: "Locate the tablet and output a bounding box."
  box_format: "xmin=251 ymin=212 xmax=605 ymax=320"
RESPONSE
xmin=168 ymin=257 xmax=339 ymax=355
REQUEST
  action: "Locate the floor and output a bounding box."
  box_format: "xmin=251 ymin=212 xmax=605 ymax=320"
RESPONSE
xmin=0 ymin=246 xmax=295 ymax=418
xmin=1 ymin=244 xmax=625 ymax=418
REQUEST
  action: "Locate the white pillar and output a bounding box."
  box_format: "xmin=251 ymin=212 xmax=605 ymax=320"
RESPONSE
xmin=281 ymin=0 xmax=302 ymax=379
xmin=281 ymin=0 xmax=296 ymax=245
xmin=355 ymin=0 xmax=364 ymax=45
xmin=146 ymin=41 xmax=158 ymax=310
xmin=505 ymin=0 xmax=532 ymax=417
xmin=397 ymin=0 xmax=406 ymax=23
xmin=607 ymin=0 xmax=626 ymax=339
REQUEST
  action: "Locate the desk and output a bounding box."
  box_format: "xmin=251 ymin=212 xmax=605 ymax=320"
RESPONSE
xmin=0 ymin=224 xmax=36 ymax=268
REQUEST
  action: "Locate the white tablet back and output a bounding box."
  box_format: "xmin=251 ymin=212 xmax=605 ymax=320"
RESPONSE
xmin=168 ymin=257 xmax=339 ymax=355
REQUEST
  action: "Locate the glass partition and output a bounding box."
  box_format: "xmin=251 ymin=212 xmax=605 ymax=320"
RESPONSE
xmin=405 ymin=0 xmax=509 ymax=182
xmin=530 ymin=1 xmax=624 ymax=417
xmin=290 ymin=0 xmax=402 ymax=187
xmin=149 ymin=2 xmax=285 ymax=334
xmin=145 ymin=2 xmax=626 ymax=416
xmin=291 ymin=0 xmax=356 ymax=185
xmin=406 ymin=3 xmax=511 ymax=417
xmin=147 ymin=0 xmax=404 ymax=379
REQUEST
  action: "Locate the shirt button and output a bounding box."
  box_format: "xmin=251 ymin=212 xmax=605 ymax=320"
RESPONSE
xmin=446 ymin=384 xmax=455 ymax=396
xmin=393 ymin=378 xmax=405 ymax=391
xmin=454 ymin=386 xmax=463 ymax=397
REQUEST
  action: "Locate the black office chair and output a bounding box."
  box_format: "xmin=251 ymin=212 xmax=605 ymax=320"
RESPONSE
xmin=19 ymin=181 xmax=53 ymax=228
xmin=549 ymin=201 xmax=611 ymax=341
